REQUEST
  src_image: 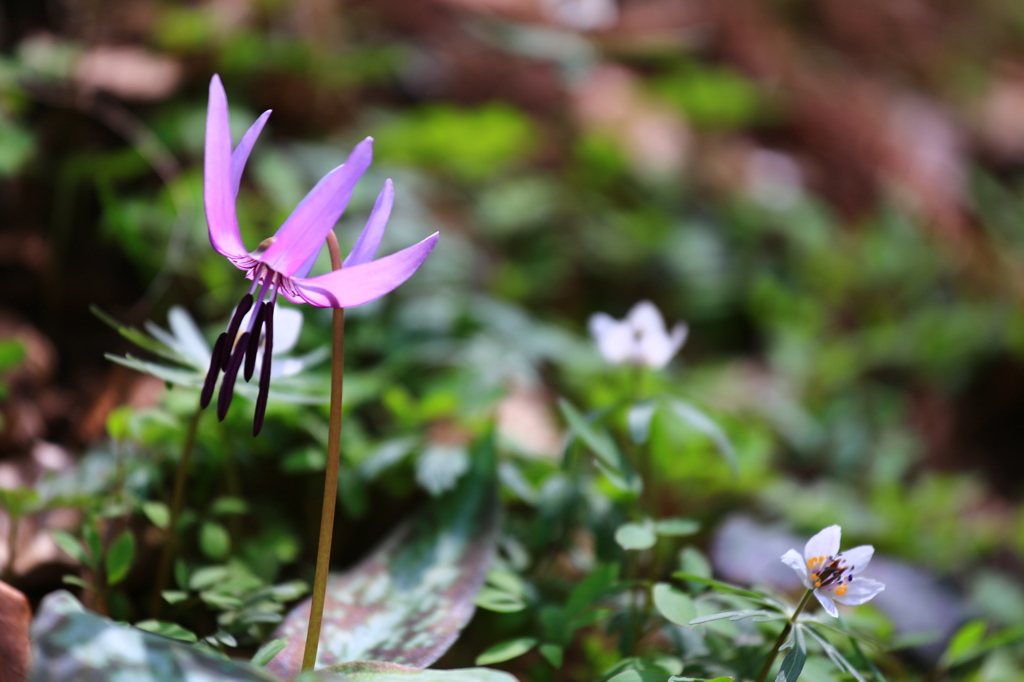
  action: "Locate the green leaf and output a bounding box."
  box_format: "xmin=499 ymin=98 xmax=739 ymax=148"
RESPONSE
xmin=688 ymin=610 xmax=785 ymax=626
xmin=615 ymin=522 xmax=657 ymax=551
xmin=61 ymin=575 xmax=92 ymax=589
xmin=267 ymin=432 xmax=500 ymax=677
xmin=199 ymin=521 xmax=231 ymax=560
xmin=475 ymin=638 xmax=537 ymax=666
xmin=190 ymin=565 xmax=230 ymax=590
xmin=251 ymin=638 xmax=288 ymax=667
xmin=32 ymin=592 xmax=278 ymax=679
xmin=474 ymin=587 xmax=526 ymax=613
xmin=135 ymin=619 xmax=199 ymax=643
xmin=801 ymin=626 xmax=867 ymax=682
xmin=161 ymin=590 xmax=188 ymax=604
xmin=559 ymin=399 xmax=637 ymax=491
xmin=82 ymin=522 xmax=102 ymax=567
xmin=374 ymin=103 xmax=538 ymax=182
xmin=566 ymin=563 xmax=620 ymax=617
xmin=105 ymin=406 xmax=133 ymax=441
xmin=51 ymin=530 xmax=89 ymax=565
xmin=627 ymin=402 xmax=657 ymax=444
xmin=317 ymin=661 xmax=518 ymax=681
xmin=0 ymin=339 xmax=25 ymax=371
xmin=941 ymin=619 xmax=986 ymax=667
xmin=654 ymin=518 xmax=700 ymax=537
xmin=651 ymin=583 xmax=696 ymax=626
xmin=671 ymin=573 xmax=766 ymax=601
xmin=539 ymin=643 xmax=563 ymax=668
xmin=105 ymin=530 xmax=135 ymax=585
xmin=668 ymin=400 xmax=738 ymax=475
xmin=0 ymin=487 xmax=40 ymax=518
xmin=211 ymin=496 xmax=249 ymax=516
xmin=775 ymin=627 xmax=807 ymax=682
xmin=141 ymin=501 xmax=170 ymax=530
xmin=607 ymin=672 xmax=667 ymax=682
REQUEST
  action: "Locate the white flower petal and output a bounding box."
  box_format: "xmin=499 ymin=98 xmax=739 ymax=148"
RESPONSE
xmin=838 ymin=545 xmax=874 ymax=574
xmin=167 ymin=306 xmax=211 ymax=365
xmin=668 ymin=322 xmax=689 ymax=354
xmin=589 ymin=313 xmax=634 ymax=364
xmin=271 ymin=306 xmax=303 ymax=355
xmin=642 ymin=321 xmax=688 ymax=368
xmin=638 ymin=331 xmax=675 ymax=368
xmin=626 ymin=300 xmax=668 ymax=337
xmin=804 ymin=525 xmax=841 ymax=562
xmin=832 ymin=578 xmax=885 ymax=606
xmin=588 ymin=312 xmax=615 ymax=335
xmin=814 ymin=589 xmax=839 ymax=618
xmin=781 ymin=549 xmax=811 ymax=587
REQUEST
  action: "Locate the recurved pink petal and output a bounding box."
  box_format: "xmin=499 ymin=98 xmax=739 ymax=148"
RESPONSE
xmin=291 ymin=232 xmax=439 ymax=308
xmin=258 ymin=137 xmax=374 ymax=277
xmin=231 ymin=110 xmax=271 ymax=198
xmin=344 ymin=179 xmax=394 ymax=267
xmin=204 ymin=75 xmax=248 ymax=262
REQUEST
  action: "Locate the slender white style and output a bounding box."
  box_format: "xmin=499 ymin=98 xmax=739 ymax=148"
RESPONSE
xmin=588 ymin=300 xmax=688 ymax=369
xmin=781 ymin=525 xmax=885 ymax=618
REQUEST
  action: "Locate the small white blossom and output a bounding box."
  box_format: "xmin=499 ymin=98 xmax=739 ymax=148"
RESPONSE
xmin=781 ymin=525 xmax=885 ymax=618
xmin=588 ymin=301 xmax=688 ymax=369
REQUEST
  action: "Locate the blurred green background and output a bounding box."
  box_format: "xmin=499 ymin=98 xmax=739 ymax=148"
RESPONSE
xmin=2 ymin=0 xmax=1024 ymax=679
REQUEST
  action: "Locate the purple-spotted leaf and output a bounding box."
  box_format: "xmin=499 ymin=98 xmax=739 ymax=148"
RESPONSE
xmin=267 ymin=435 xmax=499 ymax=677
xmin=30 ymin=591 xmax=279 ymax=681
xmin=313 ymin=661 xmax=516 ymax=681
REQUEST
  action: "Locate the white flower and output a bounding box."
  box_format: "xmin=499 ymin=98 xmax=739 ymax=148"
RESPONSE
xmin=587 ymin=301 xmax=688 ymax=369
xmin=781 ymin=525 xmax=885 ymax=618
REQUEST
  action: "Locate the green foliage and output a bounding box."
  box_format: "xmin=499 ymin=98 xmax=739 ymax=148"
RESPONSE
xmin=373 ymin=105 xmax=538 ymax=182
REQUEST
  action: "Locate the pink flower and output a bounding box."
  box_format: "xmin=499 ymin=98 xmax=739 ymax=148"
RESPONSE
xmin=200 ymin=75 xmax=438 ymax=434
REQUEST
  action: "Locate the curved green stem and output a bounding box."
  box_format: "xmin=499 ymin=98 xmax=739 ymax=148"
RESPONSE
xmin=151 ymin=405 xmax=202 ymax=618
xmin=756 ymin=589 xmax=814 ymax=682
xmin=301 ymin=233 xmax=346 ymax=672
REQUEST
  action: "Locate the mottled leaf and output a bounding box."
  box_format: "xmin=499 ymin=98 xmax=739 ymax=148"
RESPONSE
xmin=313 ymin=661 xmax=516 ymax=681
xmin=267 ymin=435 xmax=499 ymax=676
xmin=29 ymin=591 xmax=280 ymax=681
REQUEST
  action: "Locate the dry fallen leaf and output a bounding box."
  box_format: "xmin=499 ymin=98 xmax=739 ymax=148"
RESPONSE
xmin=0 ymin=580 xmax=32 ymax=681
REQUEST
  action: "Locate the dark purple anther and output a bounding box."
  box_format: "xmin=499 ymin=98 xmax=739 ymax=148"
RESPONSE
xmin=217 ymin=331 xmax=250 ymax=420
xmin=253 ymin=300 xmax=275 ymax=436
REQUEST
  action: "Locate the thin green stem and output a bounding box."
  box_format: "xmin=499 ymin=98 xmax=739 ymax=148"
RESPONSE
xmin=302 ymin=233 xmax=346 ymax=672
xmin=756 ymin=589 xmax=814 ymax=682
xmin=151 ymin=405 xmax=202 ymax=617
